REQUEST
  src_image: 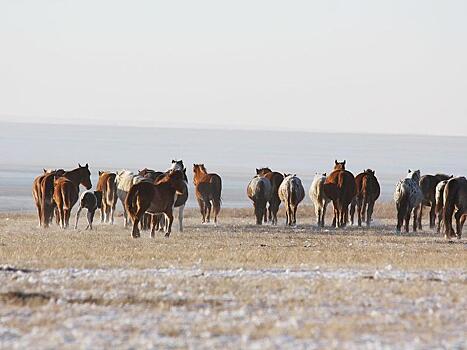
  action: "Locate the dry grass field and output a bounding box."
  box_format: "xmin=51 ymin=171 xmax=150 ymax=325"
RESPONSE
xmin=1 ymin=203 xmax=466 ymax=349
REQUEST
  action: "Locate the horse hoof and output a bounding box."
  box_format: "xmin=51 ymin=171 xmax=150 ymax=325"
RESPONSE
xmin=164 ymin=233 xmax=170 ymax=238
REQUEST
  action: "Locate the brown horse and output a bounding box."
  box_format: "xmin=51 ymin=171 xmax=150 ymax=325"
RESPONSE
xmin=256 ymin=168 xmax=284 ymax=225
xmin=125 ymin=170 xmax=186 ymax=238
xmin=53 ymin=164 xmax=92 ymax=229
xmin=418 ymin=174 xmax=452 ymax=230
xmin=33 ymin=169 xmax=65 ymax=227
xmin=350 ymin=169 xmax=380 ymax=226
xmin=324 ymin=160 xmax=356 ymax=228
xmin=96 ymin=171 xmax=118 ymax=224
xmin=443 ymin=176 xmax=467 ymax=239
xmin=193 ymin=164 xmax=222 ymax=224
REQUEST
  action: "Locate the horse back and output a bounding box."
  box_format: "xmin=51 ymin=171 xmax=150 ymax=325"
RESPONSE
xmin=362 ymin=173 xmax=380 ymax=201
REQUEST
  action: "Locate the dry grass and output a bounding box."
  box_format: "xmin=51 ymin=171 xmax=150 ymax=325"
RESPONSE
xmin=0 ymin=202 xmax=463 ymax=270
xmin=0 ymin=204 xmax=466 ymax=349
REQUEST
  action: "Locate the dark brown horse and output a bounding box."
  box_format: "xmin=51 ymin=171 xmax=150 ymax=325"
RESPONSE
xmin=418 ymin=174 xmax=452 ymax=230
xmin=125 ymin=170 xmax=186 ymax=238
xmin=96 ymin=171 xmax=118 ymax=224
xmin=350 ymin=169 xmax=380 ymax=226
xmin=256 ymin=168 xmax=284 ymax=225
xmin=324 ymin=160 xmax=356 ymax=228
xmin=33 ymin=169 xmax=65 ymax=227
xmin=53 ymin=164 xmax=92 ymax=229
xmin=443 ymin=176 xmax=467 ymax=239
xmin=193 ymin=164 xmax=222 ymax=224
xmin=137 ymin=168 xmax=165 ymax=231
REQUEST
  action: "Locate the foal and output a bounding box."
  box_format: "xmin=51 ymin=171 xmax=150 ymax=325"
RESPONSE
xmin=75 ymin=191 xmax=102 ymax=230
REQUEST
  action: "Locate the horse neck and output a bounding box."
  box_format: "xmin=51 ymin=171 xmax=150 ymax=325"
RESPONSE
xmin=193 ymin=168 xmax=207 ymax=184
xmin=64 ymin=169 xmax=83 ymax=187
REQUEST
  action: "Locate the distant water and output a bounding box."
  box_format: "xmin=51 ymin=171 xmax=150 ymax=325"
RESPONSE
xmin=1 ymin=121 xmax=466 ymax=212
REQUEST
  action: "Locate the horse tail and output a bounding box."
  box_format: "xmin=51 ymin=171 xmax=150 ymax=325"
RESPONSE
xmin=106 ymin=174 xmax=117 ymax=207
xmin=211 ymin=174 xmax=222 ymax=214
xmin=288 ymin=179 xmax=297 ymax=208
xmin=125 ymin=182 xmax=153 ymax=222
xmin=443 ymin=179 xmax=457 ymax=236
xmin=40 ymin=176 xmax=53 ymax=227
xmin=125 ymin=184 xmax=140 ymax=222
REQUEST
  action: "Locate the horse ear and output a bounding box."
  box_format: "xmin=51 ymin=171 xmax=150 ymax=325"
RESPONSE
xmin=335 ymin=160 xmax=338 ymax=165
xmin=85 ymin=163 xmax=89 ymax=168
xmin=78 ymin=163 xmax=82 ymax=167
xmin=172 ymin=160 xmax=176 ymax=163
xmin=99 ymin=171 xmax=103 ymax=176
xmin=256 ymin=168 xmax=260 ymax=174
xmin=324 ymin=173 xmax=326 ymax=176
xmin=43 ymin=168 xmax=47 ymax=173
xmin=343 ymin=160 xmax=346 ymax=165
xmin=408 ymin=169 xmax=411 ymax=173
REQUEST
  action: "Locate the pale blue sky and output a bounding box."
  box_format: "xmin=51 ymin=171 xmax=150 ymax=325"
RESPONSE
xmin=1 ymin=1 xmax=466 ymax=135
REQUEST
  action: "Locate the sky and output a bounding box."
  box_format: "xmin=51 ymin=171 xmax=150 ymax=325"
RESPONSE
xmin=1 ymin=1 xmax=466 ymax=136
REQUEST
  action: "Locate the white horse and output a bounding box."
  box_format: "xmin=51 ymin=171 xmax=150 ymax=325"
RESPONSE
xmin=279 ymin=174 xmax=305 ymax=226
xmin=115 ymin=170 xmax=148 ymax=227
xmin=309 ymin=173 xmax=330 ymax=227
xmin=394 ymin=169 xmax=423 ymax=233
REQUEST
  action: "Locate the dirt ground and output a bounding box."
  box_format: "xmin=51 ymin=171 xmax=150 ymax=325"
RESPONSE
xmin=0 ymin=204 xmax=466 ymax=349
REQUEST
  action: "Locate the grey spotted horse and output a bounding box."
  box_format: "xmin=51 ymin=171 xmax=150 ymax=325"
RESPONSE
xmin=394 ymin=169 xmax=423 ymax=233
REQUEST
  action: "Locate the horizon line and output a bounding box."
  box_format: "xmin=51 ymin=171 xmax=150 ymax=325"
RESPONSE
xmin=1 ymin=116 xmax=466 ymax=139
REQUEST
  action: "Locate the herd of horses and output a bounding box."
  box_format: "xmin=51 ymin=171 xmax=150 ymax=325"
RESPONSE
xmin=32 ymin=159 xmax=466 ymax=240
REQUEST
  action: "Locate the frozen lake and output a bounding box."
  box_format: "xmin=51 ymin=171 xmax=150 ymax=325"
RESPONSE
xmin=1 ymin=121 xmax=466 ymax=211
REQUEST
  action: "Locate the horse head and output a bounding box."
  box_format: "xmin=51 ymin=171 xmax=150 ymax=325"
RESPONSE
xmin=78 ymin=163 xmax=92 ymax=190
xmin=334 ymin=160 xmax=346 ymax=171
xmin=168 ymin=170 xmax=186 ymax=195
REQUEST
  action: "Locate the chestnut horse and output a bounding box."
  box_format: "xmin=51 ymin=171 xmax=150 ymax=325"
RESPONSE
xmin=349 ymin=169 xmax=380 ymax=227
xmin=418 ymin=174 xmax=452 ymax=230
xmin=53 ymin=164 xmax=92 ymax=229
xmin=139 ymin=162 xmax=188 ymax=232
xmin=193 ymin=164 xmax=222 ymax=224
xmin=125 ymin=170 xmax=186 ymax=238
xmin=323 ymin=160 xmax=356 ymax=228
xmin=247 ymin=175 xmax=272 ymax=225
xmin=256 ymin=168 xmax=284 ymax=225
xmin=278 ymin=174 xmax=305 ymax=226
xmin=96 ymin=171 xmax=118 ymax=224
xmin=33 ymin=168 xmax=65 ymax=227
xmin=443 ymin=176 xmax=467 ymax=239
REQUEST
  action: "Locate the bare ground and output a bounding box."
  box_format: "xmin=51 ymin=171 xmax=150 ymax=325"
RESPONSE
xmin=0 ymin=204 xmax=466 ymax=349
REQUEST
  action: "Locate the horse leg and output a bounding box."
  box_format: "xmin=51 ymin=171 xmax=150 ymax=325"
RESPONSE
xmin=349 ymin=199 xmax=356 ymax=226
xmin=74 ymin=206 xmax=82 ymax=229
xmin=366 ymin=200 xmax=375 ymax=227
xmin=316 ymin=207 xmax=321 ymax=227
xmin=429 ymin=203 xmax=436 ymax=229
xmin=293 ymin=205 xmax=298 ymax=226
xmin=87 ymin=210 xmax=95 ymax=230
xmin=197 ymin=198 xmax=205 ymax=223
xmin=178 ymin=205 xmax=184 ymax=232
xmin=404 ymin=208 xmax=411 ymax=233
xmin=110 ymin=202 xmax=116 ymax=225
xmin=357 ymin=198 xmax=363 ymax=227
xmin=205 ymin=200 xmax=212 ymax=223
xmin=268 ymin=202 xmax=273 ymax=222
xmin=100 ymin=204 xmax=105 ymax=223
xmin=454 ymin=210 xmax=463 ymax=239
xmin=417 ymin=204 xmax=423 ymax=230
xmin=164 ymin=212 xmax=174 ymax=237
xmin=458 ymin=215 xmax=465 ymax=239
xmin=131 ymin=209 xmax=144 ymax=238
xmin=413 ymin=206 xmax=419 ymax=232
xmin=264 ymin=204 xmax=268 ymax=223
xmin=150 ymin=215 xmax=157 ymax=238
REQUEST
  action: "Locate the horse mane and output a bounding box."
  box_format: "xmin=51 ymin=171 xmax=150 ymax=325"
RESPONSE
xmin=256 ymin=167 xmax=272 ymax=175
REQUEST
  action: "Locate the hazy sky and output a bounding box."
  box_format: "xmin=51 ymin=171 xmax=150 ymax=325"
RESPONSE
xmin=1 ymin=1 xmax=466 ymax=135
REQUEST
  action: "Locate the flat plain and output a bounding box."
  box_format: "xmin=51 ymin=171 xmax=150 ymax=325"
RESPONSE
xmin=0 ymin=204 xmax=466 ymax=349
